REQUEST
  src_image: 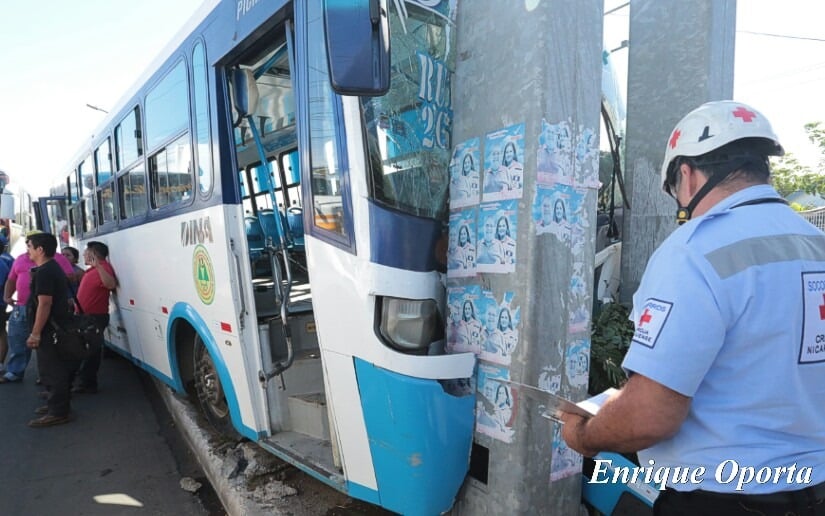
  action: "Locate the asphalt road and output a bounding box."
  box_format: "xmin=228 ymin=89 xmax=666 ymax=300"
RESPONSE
xmin=0 ymin=351 xmax=214 ymax=516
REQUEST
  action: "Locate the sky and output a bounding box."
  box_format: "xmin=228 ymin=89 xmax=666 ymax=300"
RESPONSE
xmin=0 ymin=0 xmax=204 ymax=195
xmin=0 ymin=1 xmax=823 ymax=196
xmin=604 ymin=0 xmax=825 ymax=170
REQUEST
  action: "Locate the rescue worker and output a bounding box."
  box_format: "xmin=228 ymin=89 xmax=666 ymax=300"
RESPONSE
xmin=561 ymin=101 xmax=825 ymax=515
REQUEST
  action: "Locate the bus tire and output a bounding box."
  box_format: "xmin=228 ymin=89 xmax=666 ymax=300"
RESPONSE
xmin=193 ymin=335 xmax=236 ymax=437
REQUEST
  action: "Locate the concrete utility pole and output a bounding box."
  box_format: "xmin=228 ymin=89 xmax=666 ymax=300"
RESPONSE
xmin=447 ymin=1 xmax=603 ymax=514
xmin=620 ymin=0 xmax=736 ymax=302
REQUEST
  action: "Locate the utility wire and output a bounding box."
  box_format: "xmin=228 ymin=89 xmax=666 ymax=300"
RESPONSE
xmin=738 ymin=30 xmax=825 ymax=43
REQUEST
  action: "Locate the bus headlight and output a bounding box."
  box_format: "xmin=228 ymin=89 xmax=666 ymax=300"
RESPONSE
xmin=377 ymin=296 xmax=442 ymax=354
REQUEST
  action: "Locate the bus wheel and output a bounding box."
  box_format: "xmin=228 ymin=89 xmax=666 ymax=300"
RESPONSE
xmin=193 ymin=336 xmax=235 ymax=436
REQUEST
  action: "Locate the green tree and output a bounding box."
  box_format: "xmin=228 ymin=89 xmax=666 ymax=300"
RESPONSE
xmin=770 ymin=122 xmax=825 ymax=203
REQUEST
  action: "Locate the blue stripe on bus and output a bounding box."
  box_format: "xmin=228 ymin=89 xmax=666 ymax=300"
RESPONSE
xmin=346 ymin=481 xmax=381 ymax=506
xmin=367 ymin=201 xmax=443 ymax=272
xmin=168 ymin=302 xmax=260 ymax=440
xmin=103 ymin=341 xmax=177 ymax=388
xmin=354 ymin=358 xmax=474 ymax=516
xmin=104 ymin=338 xmax=181 ymax=390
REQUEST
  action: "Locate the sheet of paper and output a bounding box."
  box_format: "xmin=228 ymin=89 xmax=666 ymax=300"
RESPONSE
xmin=575 ymin=387 xmax=618 ymax=415
xmin=504 ymin=380 xmax=594 ymax=420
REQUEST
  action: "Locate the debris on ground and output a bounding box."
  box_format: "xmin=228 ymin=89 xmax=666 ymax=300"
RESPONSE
xmin=179 ymin=477 xmax=203 ymax=493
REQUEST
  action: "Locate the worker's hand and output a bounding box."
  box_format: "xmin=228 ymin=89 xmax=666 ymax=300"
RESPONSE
xmin=560 ymin=411 xmax=599 ymax=458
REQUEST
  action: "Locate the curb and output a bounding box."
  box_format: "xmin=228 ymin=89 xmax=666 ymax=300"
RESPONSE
xmin=154 ymin=379 xmax=274 ymax=516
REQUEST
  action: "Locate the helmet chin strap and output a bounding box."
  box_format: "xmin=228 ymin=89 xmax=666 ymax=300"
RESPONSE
xmin=675 ymin=168 xmax=729 ymax=225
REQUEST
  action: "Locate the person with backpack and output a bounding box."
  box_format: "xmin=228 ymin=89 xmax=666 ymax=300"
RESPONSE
xmin=1 ymin=230 xmax=75 ymax=384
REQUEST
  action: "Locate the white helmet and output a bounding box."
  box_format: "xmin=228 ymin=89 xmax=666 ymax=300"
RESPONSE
xmin=660 ymin=100 xmax=784 ymax=192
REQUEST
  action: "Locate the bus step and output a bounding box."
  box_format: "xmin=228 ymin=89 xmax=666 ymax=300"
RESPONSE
xmin=287 ymin=392 xmax=330 ymax=441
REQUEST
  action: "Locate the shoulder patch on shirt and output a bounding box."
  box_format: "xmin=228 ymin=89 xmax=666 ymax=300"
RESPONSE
xmin=631 ymin=298 xmax=673 ymax=349
xmin=800 ymin=271 xmax=825 ymax=364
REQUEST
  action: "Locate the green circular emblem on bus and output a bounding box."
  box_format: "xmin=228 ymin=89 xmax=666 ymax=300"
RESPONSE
xmin=192 ymin=244 xmax=215 ymax=305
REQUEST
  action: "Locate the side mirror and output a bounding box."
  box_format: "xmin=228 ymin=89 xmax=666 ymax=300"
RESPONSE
xmin=324 ymin=0 xmax=390 ymax=96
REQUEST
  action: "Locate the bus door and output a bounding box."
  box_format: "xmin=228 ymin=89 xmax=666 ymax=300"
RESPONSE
xmin=223 ymin=3 xmax=334 ymax=478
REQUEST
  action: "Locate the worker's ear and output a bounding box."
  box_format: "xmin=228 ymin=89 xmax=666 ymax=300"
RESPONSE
xmin=679 ymin=163 xmax=704 ymax=198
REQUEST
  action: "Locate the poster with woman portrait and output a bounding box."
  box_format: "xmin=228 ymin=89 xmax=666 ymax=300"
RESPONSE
xmin=550 ymin=421 xmax=582 ymax=481
xmin=449 ymin=137 xmax=481 ymax=210
xmin=447 ymin=208 xmax=477 ymax=278
xmin=446 ymin=285 xmax=483 ymax=354
xmin=476 ymin=363 xmax=517 ymax=443
xmin=533 ymin=184 xmax=584 ymax=246
xmin=479 ymin=291 xmax=521 ymax=366
xmin=482 ymin=123 xmax=525 ymax=202
xmin=565 ymin=339 xmax=590 ymax=389
xmin=476 ymin=200 xmax=517 ymax=274
xmin=537 ymin=118 xmax=573 ymax=186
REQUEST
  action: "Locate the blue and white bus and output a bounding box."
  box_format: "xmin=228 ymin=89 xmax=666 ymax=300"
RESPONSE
xmin=39 ymin=1 xmax=475 ymax=514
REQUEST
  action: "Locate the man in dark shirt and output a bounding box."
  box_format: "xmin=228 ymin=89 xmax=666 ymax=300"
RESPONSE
xmin=25 ymin=232 xmax=74 ymax=427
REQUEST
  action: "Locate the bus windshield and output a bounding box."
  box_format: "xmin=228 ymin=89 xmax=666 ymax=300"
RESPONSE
xmin=362 ymin=1 xmax=455 ymax=221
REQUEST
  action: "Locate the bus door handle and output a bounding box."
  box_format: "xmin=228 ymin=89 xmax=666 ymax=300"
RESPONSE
xmin=230 ymin=238 xmax=247 ymax=329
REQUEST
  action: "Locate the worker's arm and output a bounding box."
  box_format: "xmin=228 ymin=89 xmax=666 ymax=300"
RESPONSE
xmin=560 ymin=373 xmax=690 ymax=457
xmin=26 ymin=294 xmax=53 ymax=349
xmin=96 ymin=262 xmax=117 ymax=290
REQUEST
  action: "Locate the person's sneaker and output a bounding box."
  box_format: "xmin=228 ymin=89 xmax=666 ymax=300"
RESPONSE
xmin=34 ymin=406 xmax=48 ymax=415
xmin=28 ymin=414 xmax=72 ymax=428
xmin=0 ymin=373 xmax=21 ymax=384
xmin=71 ymin=385 xmax=98 ymax=394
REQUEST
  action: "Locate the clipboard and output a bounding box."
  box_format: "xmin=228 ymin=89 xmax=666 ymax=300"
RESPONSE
xmin=504 ymin=380 xmax=595 ymax=422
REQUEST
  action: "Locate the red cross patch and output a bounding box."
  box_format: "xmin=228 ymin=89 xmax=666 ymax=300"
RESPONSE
xmin=669 ymin=129 xmax=682 ymax=149
xmin=801 ymin=272 xmax=825 ymax=364
xmin=732 ymin=106 xmax=757 ymax=122
xmin=632 ymin=298 xmax=673 ymax=349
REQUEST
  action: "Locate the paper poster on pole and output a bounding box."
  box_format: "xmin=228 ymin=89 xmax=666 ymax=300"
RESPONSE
xmin=477 ymin=200 xmax=517 ymax=273
xmin=447 ymin=208 xmax=477 ymax=278
xmin=482 ymin=123 xmax=525 ymax=201
xmin=449 ymin=137 xmax=481 ymax=209
xmin=476 ymin=363 xmax=516 ymax=443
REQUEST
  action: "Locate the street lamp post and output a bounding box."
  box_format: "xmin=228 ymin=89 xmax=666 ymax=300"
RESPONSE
xmin=85 ymin=103 xmax=108 ymax=114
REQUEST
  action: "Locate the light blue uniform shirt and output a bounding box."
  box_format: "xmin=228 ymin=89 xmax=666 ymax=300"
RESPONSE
xmin=623 ymin=184 xmax=825 ymax=493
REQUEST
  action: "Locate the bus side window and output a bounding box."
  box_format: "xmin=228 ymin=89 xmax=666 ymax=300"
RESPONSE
xmin=97 ymin=182 xmax=116 ymax=225
xmin=69 ymin=205 xmax=82 ymax=237
xmin=281 ymin=150 xmax=303 ymax=241
xmin=118 ymin=163 xmax=147 ymax=219
xmin=192 ymin=41 xmax=213 ymax=196
xmin=149 ymin=135 xmax=192 ymax=209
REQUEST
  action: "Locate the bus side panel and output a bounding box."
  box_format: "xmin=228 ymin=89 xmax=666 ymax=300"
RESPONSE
xmin=319 ymin=348 xmax=379 ymax=492
xmin=355 ymin=358 xmax=475 ymax=516
xmin=92 ymin=205 xmax=268 ymax=437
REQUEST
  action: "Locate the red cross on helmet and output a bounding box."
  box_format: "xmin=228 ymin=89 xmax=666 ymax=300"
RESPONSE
xmin=660 ymin=100 xmax=784 ymax=193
